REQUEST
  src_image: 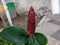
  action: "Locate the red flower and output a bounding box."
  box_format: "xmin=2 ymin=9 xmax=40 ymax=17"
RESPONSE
xmin=27 ymin=7 xmax=35 ymax=36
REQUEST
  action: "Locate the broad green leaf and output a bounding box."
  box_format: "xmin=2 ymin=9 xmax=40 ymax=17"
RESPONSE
xmin=34 ymin=33 xmax=48 ymax=45
xmin=0 ymin=38 xmax=13 ymax=45
xmin=25 ymin=33 xmax=48 ymax=45
xmin=0 ymin=26 xmax=48 ymax=45
xmin=25 ymin=36 xmax=35 ymax=45
xmin=0 ymin=26 xmax=26 ymax=45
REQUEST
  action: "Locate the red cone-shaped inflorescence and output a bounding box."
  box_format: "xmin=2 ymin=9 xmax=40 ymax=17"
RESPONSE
xmin=27 ymin=7 xmax=35 ymax=36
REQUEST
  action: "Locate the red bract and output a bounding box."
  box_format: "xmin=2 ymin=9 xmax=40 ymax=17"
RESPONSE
xmin=27 ymin=7 xmax=35 ymax=36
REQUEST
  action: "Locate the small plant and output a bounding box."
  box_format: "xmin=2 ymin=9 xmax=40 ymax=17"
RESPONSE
xmin=0 ymin=7 xmax=48 ymax=45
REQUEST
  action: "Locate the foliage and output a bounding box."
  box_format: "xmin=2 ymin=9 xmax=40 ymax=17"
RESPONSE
xmin=0 ymin=26 xmax=48 ymax=45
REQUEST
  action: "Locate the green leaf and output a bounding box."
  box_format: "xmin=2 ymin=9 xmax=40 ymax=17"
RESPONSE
xmin=25 ymin=36 xmax=35 ymax=45
xmin=0 ymin=26 xmax=26 ymax=45
xmin=0 ymin=26 xmax=48 ymax=45
xmin=0 ymin=38 xmax=13 ymax=45
xmin=25 ymin=33 xmax=48 ymax=45
xmin=34 ymin=33 xmax=48 ymax=45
